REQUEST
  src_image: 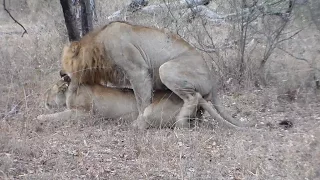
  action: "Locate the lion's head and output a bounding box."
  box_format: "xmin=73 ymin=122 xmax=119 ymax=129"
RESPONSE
xmin=61 ymin=23 xmax=131 ymax=87
xmin=60 ymin=24 xmax=120 ymax=86
xmin=62 ymin=40 xmax=111 ymax=84
xmin=44 ymin=78 xmax=69 ymax=110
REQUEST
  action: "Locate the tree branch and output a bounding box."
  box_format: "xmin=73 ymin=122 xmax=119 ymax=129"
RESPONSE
xmin=3 ymin=0 xmax=27 ymax=37
xmin=277 ymin=29 xmax=303 ymax=44
xmin=107 ymin=0 xmax=214 ymax=20
xmin=277 ymin=46 xmax=308 ymax=62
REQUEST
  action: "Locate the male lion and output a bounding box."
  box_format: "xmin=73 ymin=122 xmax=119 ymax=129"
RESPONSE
xmin=38 ymin=75 xmax=204 ymax=128
xmin=61 ymin=21 xmax=247 ymax=129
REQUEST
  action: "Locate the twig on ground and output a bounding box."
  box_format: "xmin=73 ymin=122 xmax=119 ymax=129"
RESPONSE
xmin=1 ymin=92 xmax=35 ymax=120
xmin=3 ymin=0 xmax=27 ymax=37
xmin=2 ymin=101 xmax=22 ymax=120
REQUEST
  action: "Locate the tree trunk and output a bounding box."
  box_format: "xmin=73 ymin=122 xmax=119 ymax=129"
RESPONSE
xmin=60 ymin=0 xmax=94 ymax=41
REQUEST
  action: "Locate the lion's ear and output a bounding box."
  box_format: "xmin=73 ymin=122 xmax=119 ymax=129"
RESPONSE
xmin=59 ymin=70 xmax=67 ymax=78
xmin=70 ymin=41 xmax=80 ymax=55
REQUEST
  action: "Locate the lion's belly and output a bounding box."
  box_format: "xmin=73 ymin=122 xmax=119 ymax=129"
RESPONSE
xmin=144 ymin=92 xmax=183 ymax=128
xmin=92 ymin=97 xmax=138 ymax=119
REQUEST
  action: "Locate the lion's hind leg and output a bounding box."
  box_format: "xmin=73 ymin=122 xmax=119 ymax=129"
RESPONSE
xmin=158 ymin=80 xmax=198 ymax=128
xmin=155 ymin=79 xmax=200 ymax=128
xmin=159 ymin=59 xmax=209 ymax=129
xmin=174 ymin=92 xmax=201 ymax=128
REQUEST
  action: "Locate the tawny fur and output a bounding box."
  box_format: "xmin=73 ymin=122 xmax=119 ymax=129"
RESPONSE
xmin=38 ymin=79 xmax=203 ymax=129
xmin=61 ymin=21 xmax=248 ymax=129
xmin=39 ymin=76 xmax=250 ymax=129
xmin=61 ymin=24 xmax=129 ymax=86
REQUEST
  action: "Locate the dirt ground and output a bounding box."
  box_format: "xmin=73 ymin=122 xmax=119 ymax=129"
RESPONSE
xmin=0 ymin=87 xmax=319 ymax=180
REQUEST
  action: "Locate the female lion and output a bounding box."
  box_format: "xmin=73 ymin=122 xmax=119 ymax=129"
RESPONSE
xmin=38 ymin=75 xmax=204 ymax=129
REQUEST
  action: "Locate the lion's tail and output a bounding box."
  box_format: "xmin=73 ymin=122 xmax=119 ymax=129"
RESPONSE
xmin=198 ymin=91 xmax=250 ymax=127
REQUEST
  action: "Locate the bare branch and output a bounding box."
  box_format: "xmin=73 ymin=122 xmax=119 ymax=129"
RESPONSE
xmin=260 ymin=0 xmax=294 ymax=69
xmin=190 ymin=5 xmax=224 ymax=22
xmin=277 ymin=46 xmax=308 ymax=62
xmin=108 ymin=2 xmax=185 ymax=20
xmin=277 ymin=29 xmax=303 ymax=44
xmin=3 ymin=0 xmax=27 ymax=37
xmin=107 ymin=0 xmax=214 ymax=20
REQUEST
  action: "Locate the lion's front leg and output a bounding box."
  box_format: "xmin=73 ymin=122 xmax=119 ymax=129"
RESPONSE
xmin=128 ymin=70 xmax=153 ymax=130
xmin=37 ymin=109 xmax=87 ymax=121
xmin=37 ymin=109 xmax=74 ymax=121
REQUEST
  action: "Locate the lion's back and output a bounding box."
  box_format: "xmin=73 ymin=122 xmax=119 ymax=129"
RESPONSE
xmin=61 ymin=21 xmax=198 ymax=86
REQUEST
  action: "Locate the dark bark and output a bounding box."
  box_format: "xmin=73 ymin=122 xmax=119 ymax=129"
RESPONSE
xmin=83 ymin=0 xmax=94 ymax=31
xmin=60 ymin=0 xmax=94 ymax=41
xmin=60 ymin=0 xmax=80 ymax=41
xmin=79 ymin=0 xmax=89 ymax=36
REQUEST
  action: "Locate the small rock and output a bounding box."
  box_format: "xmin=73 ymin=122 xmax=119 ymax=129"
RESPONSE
xmin=279 ymin=120 xmax=293 ymax=129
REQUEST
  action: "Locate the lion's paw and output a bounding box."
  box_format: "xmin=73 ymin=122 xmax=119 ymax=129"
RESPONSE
xmin=132 ymin=117 xmax=148 ymax=130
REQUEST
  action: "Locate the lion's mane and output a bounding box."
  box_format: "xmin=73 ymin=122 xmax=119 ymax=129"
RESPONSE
xmin=61 ymin=23 xmax=128 ymax=85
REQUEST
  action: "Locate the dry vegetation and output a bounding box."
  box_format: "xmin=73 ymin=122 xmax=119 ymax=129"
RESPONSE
xmin=0 ymin=0 xmax=319 ymax=179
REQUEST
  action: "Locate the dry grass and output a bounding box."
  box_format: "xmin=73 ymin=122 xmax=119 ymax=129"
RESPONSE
xmin=1 ymin=88 xmax=319 ymax=179
xmin=0 ymin=0 xmax=320 ymax=179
